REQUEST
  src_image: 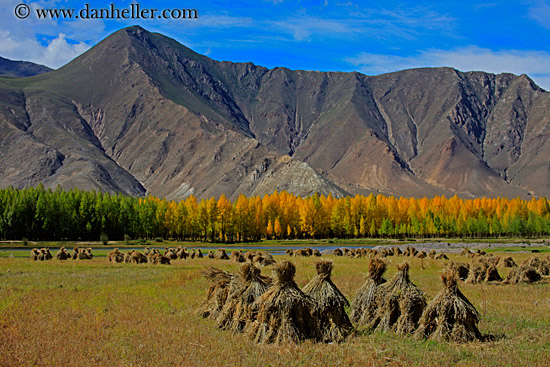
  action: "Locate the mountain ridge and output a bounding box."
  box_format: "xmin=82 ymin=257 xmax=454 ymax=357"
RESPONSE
xmin=0 ymin=25 xmax=549 ymax=200
xmin=0 ymin=56 xmax=52 ymax=78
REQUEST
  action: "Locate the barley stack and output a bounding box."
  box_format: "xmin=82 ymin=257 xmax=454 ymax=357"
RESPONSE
xmin=506 ymin=264 xmax=542 ymax=284
xmin=30 ymin=248 xmax=40 ymax=261
xmin=214 ymin=248 xmax=230 ymax=260
xmin=177 ymin=247 xmax=189 ymax=259
xmin=466 ymin=258 xmax=502 ymax=283
xmin=415 ymin=270 xmax=482 ymax=342
xmin=56 ymin=247 xmax=70 ymax=260
xmin=448 ymin=262 xmax=470 ymax=280
xmin=350 ymin=258 xmax=387 ymax=325
xmin=164 ymin=248 xmax=178 ymax=260
xmin=416 ymin=251 xmax=427 ymax=259
xmin=148 ymin=252 xmax=171 ymax=265
xmin=40 ymin=248 xmax=53 ymax=260
xmin=252 ymin=251 xmax=276 ymax=266
xmin=216 ymin=263 xmax=270 ymax=333
xmin=199 ymin=267 xmax=233 ymax=319
xmin=107 ymin=248 xmax=124 ymax=263
xmin=435 ymin=253 xmax=449 ymax=260
xmin=333 ymin=248 xmax=343 ymax=256
xmin=521 ymin=256 xmax=550 ymax=276
xmin=247 ymin=260 xmax=320 ymax=344
xmin=378 ymin=248 xmax=388 ymax=258
xmin=302 ymin=260 xmax=353 ymax=343
xmin=497 ymin=256 xmax=517 ymax=268
xmin=370 ymin=263 xmax=427 ymax=335
xmin=231 ymin=250 xmax=246 ymax=263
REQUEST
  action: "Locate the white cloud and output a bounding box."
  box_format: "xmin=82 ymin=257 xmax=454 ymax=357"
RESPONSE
xmin=0 ymin=30 xmax=90 ymax=68
xmin=346 ymin=46 xmax=550 ymax=90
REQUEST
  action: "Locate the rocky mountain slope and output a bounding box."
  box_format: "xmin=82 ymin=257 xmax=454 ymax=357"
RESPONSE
xmin=1 ymin=26 xmax=549 ymax=200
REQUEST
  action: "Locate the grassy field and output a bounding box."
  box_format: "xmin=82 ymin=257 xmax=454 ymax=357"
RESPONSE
xmin=0 ymin=250 xmax=549 ymax=366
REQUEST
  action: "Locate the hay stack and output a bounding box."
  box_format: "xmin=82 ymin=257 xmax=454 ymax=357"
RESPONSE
xmin=71 ymin=247 xmax=79 ymax=259
xmin=247 ymin=260 xmax=320 ymax=344
xmin=30 ymin=248 xmax=40 ymax=261
xmin=252 ymin=251 xmax=276 ymax=266
xmin=333 ymin=248 xmax=343 ymax=256
xmin=497 ymin=256 xmax=517 ymax=268
xmin=416 ymin=251 xmax=427 ymax=259
xmin=370 ymin=263 xmax=427 ymax=335
xmin=521 ymin=256 xmax=550 ymax=276
xmin=285 ymin=249 xmax=294 ymax=256
xmin=148 ymin=252 xmax=171 ymax=265
xmin=231 ymin=250 xmax=246 ymax=263
xmin=294 ymin=249 xmax=310 ymax=257
xmin=506 ymin=265 xmax=542 ymax=284
xmin=56 ymin=247 xmax=70 ymax=260
xmin=312 ymin=249 xmax=322 ymax=257
xmin=177 ymin=247 xmax=189 ymax=259
xmin=466 ymin=259 xmax=502 ymax=283
xmin=207 ymin=250 xmax=215 ymax=259
xmin=461 ymin=248 xmax=471 ymax=256
xmin=350 ymin=258 xmax=387 ymax=326
xmin=415 ymin=270 xmax=482 ymax=342
xmin=428 ymin=249 xmax=437 ymax=259
xmin=216 ymin=263 xmax=270 ymax=333
xmin=107 ymin=248 xmax=124 ymax=263
xmin=76 ymin=248 xmax=92 ymax=260
xmin=403 ymin=246 xmax=418 ymax=257
xmin=214 ymin=248 xmax=230 ymax=260
xmin=448 ymin=262 xmax=469 ymax=280
xmin=39 ymin=248 xmax=53 ymax=261
xmin=435 ymin=253 xmax=449 ymax=260
xmin=303 ymin=260 xmax=353 ymax=342
xmin=164 ymin=248 xmax=178 ymax=260
xmin=199 ymin=267 xmax=233 ymax=319
xmin=124 ymin=250 xmax=147 ymax=264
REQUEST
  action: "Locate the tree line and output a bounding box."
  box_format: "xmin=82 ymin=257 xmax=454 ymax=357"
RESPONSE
xmin=1 ymin=185 xmax=549 ymax=242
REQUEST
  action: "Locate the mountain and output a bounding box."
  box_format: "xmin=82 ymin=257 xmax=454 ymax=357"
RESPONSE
xmin=0 ymin=56 xmax=52 ymax=78
xmin=1 ymin=26 xmax=549 ymax=200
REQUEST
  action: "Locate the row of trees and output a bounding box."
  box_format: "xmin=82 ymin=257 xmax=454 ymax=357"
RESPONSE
xmin=1 ymin=185 xmax=550 ymax=242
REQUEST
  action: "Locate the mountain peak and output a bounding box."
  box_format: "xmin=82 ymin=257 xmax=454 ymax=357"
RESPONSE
xmin=1 ymin=27 xmax=549 ymax=200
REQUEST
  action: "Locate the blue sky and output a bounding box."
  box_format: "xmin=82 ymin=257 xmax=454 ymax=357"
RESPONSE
xmin=1 ymin=0 xmax=550 ymax=89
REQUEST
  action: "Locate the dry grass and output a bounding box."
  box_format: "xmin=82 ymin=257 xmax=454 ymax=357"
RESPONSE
xmin=0 ymin=251 xmax=549 ymax=366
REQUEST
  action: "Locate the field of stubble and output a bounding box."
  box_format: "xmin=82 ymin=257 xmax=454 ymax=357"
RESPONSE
xmin=0 ymin=249 xmax=549 ymax=367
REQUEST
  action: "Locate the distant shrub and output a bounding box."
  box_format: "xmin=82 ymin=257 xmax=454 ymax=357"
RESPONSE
xmin=22 ymin=237 xmax=28 ymax=246
xmin=154 ymin=237 xmax=164 ymax=243
xmin=100 ymin=233 xmax=109 ymax=246
xmin=124 ymin=234 xmax=132 ymax=245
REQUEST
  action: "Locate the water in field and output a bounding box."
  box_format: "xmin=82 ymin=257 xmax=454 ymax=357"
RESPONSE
xmin=0 ymin=245 xmax=374 ymax=257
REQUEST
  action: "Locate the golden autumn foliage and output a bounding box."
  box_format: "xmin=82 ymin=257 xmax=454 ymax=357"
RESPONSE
xmin=1 ymin=186 xmax=550 ymax=241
